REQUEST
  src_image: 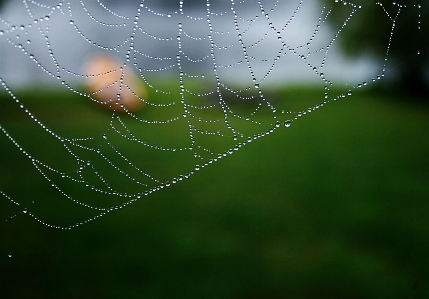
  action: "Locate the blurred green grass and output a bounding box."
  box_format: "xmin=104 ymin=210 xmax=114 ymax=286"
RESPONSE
xmin=1 ymin=86 xmax=429 ymax=299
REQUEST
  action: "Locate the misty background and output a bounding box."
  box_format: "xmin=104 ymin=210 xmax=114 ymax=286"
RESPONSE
xmin=0 ymin=0 xmax=379 ymax=90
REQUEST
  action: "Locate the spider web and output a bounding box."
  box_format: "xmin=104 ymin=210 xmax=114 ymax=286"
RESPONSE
xmin=0 ymin=0 xmax=423 ymax=232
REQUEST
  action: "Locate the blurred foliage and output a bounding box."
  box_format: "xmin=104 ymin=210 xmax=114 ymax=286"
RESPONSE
xmin=323 ymin=0 xmax=429 ymax=97
xmin=1 ymin=87 xmax=429 ymax=298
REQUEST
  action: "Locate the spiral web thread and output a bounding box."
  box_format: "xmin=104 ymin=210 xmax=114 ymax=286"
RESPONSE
xmin=0 ymin=0 xmax=423 ymax=229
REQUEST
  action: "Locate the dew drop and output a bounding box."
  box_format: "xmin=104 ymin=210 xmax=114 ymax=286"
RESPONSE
xmin=347 ymin=90 xmax=352 ymax=96
xmin=284 ymin=120 xmax=291 ymax=127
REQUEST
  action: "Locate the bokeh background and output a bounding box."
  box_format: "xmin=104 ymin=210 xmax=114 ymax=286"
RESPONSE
xmin=1 ymin=1 xmax=428 ymax=298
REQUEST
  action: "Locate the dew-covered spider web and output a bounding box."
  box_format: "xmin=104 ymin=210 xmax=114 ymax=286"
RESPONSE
xmin=0 ymin=0 xmax=424 ymax=232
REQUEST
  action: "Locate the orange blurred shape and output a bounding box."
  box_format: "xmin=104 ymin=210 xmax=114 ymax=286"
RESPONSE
xmin=84 ymin=54 xmax=146 ymax=113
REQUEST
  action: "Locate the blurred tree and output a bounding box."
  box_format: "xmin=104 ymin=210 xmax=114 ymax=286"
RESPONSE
xmin=323 ymin=0 xmax=429 ymax=97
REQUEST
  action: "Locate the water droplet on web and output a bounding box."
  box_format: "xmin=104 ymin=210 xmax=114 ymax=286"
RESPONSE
xmin=417 ymin=51 xmax=421 ymax=55
xmin=8 ymin=253 xmax=12 ymax=258
xmin=284 ymin=120 xmax=291 ymax=128
xmin=347 ymin=90 xmax=352 ymax=96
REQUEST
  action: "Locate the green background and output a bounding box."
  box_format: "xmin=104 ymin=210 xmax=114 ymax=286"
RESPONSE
xmin=1 ymin=87 xmax=429 ymax=298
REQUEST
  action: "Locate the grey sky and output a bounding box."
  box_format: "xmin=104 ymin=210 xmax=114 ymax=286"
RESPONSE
xmin=0 ymin=1 xmax=379 ymax=89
